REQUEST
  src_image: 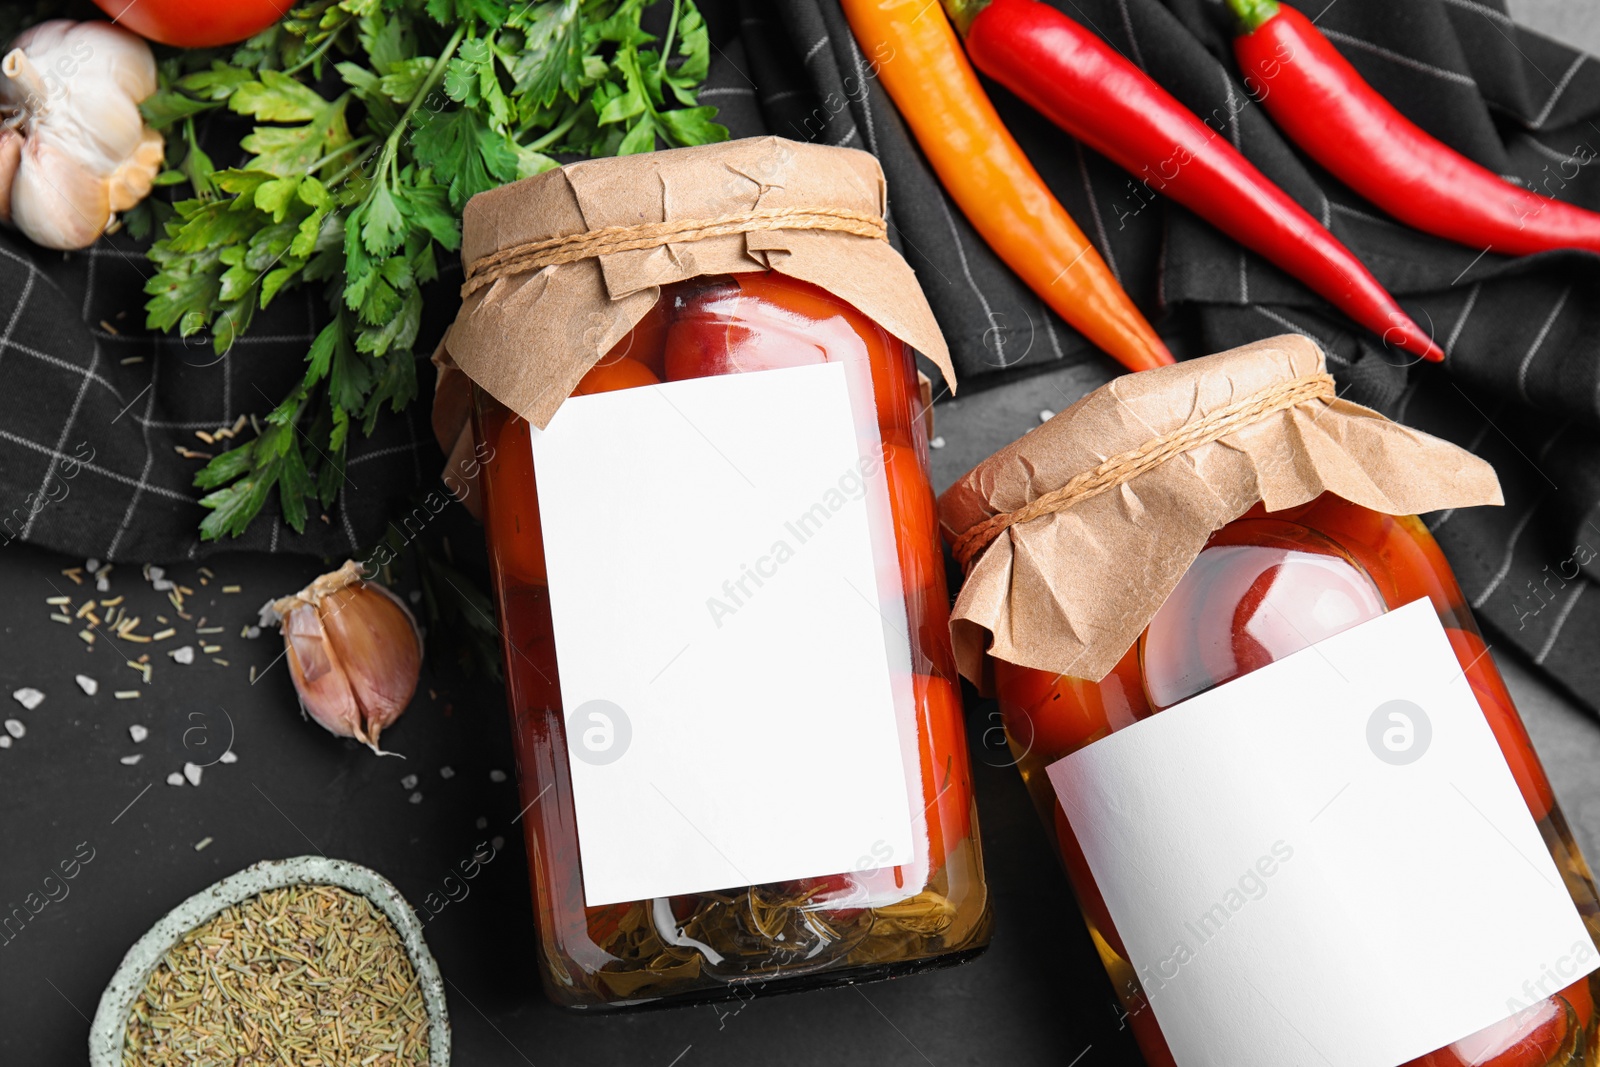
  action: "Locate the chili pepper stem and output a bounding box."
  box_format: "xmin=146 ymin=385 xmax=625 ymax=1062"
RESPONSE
xmin=1228 ymin=0 xmax=1281 ymax=33
xmin=941 ymin=0 xmax=994 ymax=35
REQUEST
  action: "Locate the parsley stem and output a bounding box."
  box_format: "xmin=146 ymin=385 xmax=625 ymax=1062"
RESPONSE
xmin=385 ymin=24 xmax=468 ymax=164
xmin=311 ymin=136 xmax=374 ymax=175
xmin=658 ymin=0 xmax=682 ymax=80
xmin=283 ymin=19 xmax=350 ymax=79
xmin=523 ymin=108 xmax=581 ymax=152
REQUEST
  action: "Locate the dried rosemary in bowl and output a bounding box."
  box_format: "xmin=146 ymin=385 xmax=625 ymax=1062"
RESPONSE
xmin=122 ymin=884 xmax=429 ymax=1066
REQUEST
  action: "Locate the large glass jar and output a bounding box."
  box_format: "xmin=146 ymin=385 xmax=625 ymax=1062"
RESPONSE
xmin=474 ymin=271 xmax=990 ymax=1009
xmin=992 ymin=493 xmax=1600 ymax=1067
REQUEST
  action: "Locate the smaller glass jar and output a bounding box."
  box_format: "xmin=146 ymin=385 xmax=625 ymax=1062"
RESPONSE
xmin=474 ymin=271 xmax=990 ymax=1009
xmin=993 ymin=494 xmax=1600 ymax=1067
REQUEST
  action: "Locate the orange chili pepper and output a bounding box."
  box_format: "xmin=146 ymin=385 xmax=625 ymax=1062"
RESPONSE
xmin=840 ymin=0 xmax=1172 ymax=372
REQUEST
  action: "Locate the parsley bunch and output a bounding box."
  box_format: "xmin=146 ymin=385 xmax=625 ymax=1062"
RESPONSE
xmin=137 ymin=0 xmax=726 ymax=540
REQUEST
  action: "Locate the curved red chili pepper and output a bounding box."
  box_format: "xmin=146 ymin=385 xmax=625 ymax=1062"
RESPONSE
xmin=1230 ymin=0 xmax=1600 ymax=259
xmin=945 ymin=0 xmax=1444 ymax=362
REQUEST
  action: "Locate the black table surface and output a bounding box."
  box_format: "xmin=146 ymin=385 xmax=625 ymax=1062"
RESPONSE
xmin=6 ymin=359 xmax=1600 ymax=1066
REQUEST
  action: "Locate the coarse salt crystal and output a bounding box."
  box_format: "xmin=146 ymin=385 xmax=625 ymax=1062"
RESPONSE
xmin=120 ymin=754 xmax=142 ymax=765
xmin=491 ymin=836 xmax=505 ymax=852
xmin=0 ymin=736 xmax=10 ymax=748
xmin=475 ymin=816 xmax=488 ymax=830
xmin=439 ymin=766 xmax=455 ymax=779
xmin=152 ymin=579 xmax=173 ymax=592
xmin=75 ymin=675 xmax=98 ymax=696
xmin=219 ymin=750 xmax=238 ymax=764
xmin=170 ymin=646 xmax=195 ymax=665
xmin=4 ymin=719 xmax=24 ymax=739
xmin=166 ymin=772 xmax=183 ymax=786
xmin=408 ymin=590 xmax=423 ymax=604
xmin=400 ymin=774 xmax=419 ymax=790
xmin=96 ymin=576 xmax=110 ymax=593
xmin=147 ymin=566 xmax=164 ymax=582
xmin=86 ymin=558 xmax=100 ymax=573
xmin=489 ymin=769 xmax=507 ymax=783
xmin=930 ymin=435 xmax=946 ymax=449
xmin=1039 ymin=409 xmax=1056 ymax=423
xmin=129 ymin=724 xmax=148 ymax=743
xmin=12 ymin=687 xmax=43 ymax=710
xmin=408 ymin=791 xmax=423 ymax=804
xmin=183 ymin=762 xmax=202 ymax=786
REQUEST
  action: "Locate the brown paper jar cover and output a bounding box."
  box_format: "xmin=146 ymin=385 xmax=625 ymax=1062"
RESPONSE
xmin=936 ymin=335 xmax=1504 ymax=689
xmin=434 ymin=135 xmax=955 ymax=448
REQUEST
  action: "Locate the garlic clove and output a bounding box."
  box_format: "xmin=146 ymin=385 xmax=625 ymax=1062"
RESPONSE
xmin=317 ymin=581 xmax=422 ymax=749
xmin=10 ymin=135 xmax=111 ymax=250
xmin=267 ymin=562 xmax=423 ymax=756
xmin=282 ymin=603 xmax=366 ymax=743
xmin=0 ymin=127 xmax=19 ymax=224
xmin=108 ymin=129 xmax=163 ymax=212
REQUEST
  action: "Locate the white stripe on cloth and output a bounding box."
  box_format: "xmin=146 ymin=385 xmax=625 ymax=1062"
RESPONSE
xmin=1445 ymin=282 xmax=1482 ymax=355
xmin=846 ymin=34 xmax=880 ymax=156
xmin=1531 ymin=54 xmax=1586 ymax=130
xmin=1516 ymin=286 xmax=1570 ymax=403
xmin=1320 ymin=29 xmax=1477 ymax=87
xmin=933 ymin=193 xmax=1007 ymax=367
xmin=1535 ymin=581 xmax=1586 ymax=664
xmin=106 ymin=352 xmax=165 ymax=559
xmin=1251 ymin=306 xmax=1350 ymax=365
xmin=1471 ymin=497 xmax=1544 ymax=608
xmin=0 ymin=428 xmax=192 ymax=502
xmin=22 ymin=341 xmax=103 ymax=540
xmin=1076 ymin=143 xmax=1121 ymax=285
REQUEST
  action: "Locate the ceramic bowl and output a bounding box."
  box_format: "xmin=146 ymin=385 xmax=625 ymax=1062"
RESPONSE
xmin=89 ymin=855 xmax=450 ymax=1066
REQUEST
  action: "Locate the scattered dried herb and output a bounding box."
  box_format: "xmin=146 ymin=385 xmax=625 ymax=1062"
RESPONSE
xmin=122 ymin=884 xmax=429 ymax=1066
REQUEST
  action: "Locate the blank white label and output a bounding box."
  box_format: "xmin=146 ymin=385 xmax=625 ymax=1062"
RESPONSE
xmin=531 ymin=362 xmax=914 ymax=907
xmin=1048 ymin=598 xmax=1597 ymax=1067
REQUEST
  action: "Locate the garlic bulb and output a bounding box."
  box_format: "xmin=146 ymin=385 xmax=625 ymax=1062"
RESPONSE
xmin=265 ymin=561 xmax=423 ymax=755
xmin=0 ymin=20 xmax=164 ymax=250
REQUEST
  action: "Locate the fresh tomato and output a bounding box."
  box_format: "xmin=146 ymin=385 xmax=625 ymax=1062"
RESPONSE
xmin=570 ymin=357 xmax=660 ymax=395
xmin=1445 ymin=627 xmax=1555 ymax=823
xmin=92 ymin=0 xmax=292 ymax=47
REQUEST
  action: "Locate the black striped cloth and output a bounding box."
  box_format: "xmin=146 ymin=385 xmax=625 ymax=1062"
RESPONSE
xmin=1 ymin=0 xmax=1598 ymax=710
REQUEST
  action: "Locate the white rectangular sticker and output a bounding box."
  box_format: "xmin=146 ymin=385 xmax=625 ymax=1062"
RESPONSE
xmin=1048 ymin=599 xmax=1596 ymax=1067
xmin=532 ymin=362 xmax=914 ymax=907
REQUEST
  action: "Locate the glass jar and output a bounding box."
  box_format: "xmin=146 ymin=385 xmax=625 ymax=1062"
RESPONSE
xmin=474 ymin=271 xmax=990 ymax=1009
xmin=992 ymin=493 xmax=1600 ymax=1067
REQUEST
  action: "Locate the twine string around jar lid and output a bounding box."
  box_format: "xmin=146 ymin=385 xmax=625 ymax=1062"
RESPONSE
xmin=460 ymin=205 xmax=890 ymax=299
xmin=950 ymin=371 xmax=1338 ymax=570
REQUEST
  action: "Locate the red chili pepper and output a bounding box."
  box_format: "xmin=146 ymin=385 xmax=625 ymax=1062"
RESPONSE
xmin=943 ymin=0 xmax=1444 ymax=362
xmin=1228 ymin=0 xmax=1600 ymax=259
